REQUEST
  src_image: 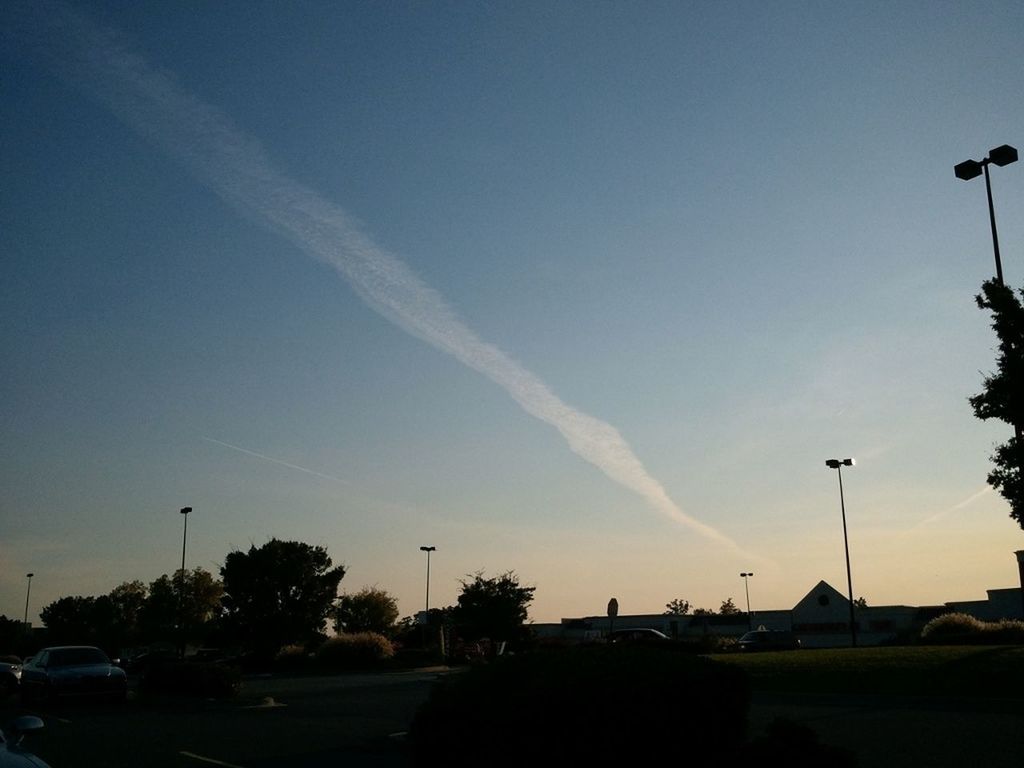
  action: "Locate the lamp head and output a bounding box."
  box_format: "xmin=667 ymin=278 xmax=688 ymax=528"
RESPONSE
xmin=420 ymin=546 xmax=435 ymax=552
xmin=954 ymin=159 xmax=983 ymax=181
xmin=180 ymin=506 xmax=192 ymax=514
xmin=826 ymin=458 xmax=854 ymax=468
xmin=26 ymin=573 xmax=34 ymax=579
xmin=989 ymin=144 xmax=1018 ymax=167
xmin=740 ymin=572 xmax=753 ymax=577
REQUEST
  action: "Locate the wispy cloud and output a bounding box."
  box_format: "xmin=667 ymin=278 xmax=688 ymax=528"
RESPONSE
xmin=15 ymin=1 xmax=750 ymax=555
xmin=898 ymin=485 xmax=993 ymax=535
xmin=201 ymin=437 xmax=351 ymax=486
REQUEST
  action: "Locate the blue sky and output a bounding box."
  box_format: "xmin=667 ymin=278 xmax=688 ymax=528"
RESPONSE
xmin=3 ymin=1 xmax=1024 ymax=625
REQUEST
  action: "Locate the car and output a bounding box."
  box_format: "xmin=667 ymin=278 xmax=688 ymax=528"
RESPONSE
xmin=607 ymin=628 xmax=671 ymax=644
xmin=20 ymin=646 xmax=127 ymax=703
xmin=737 ymin=629 xmax=801 ymax=651
xmin=0 ymin=658 xmax=21 ymax=696
xmin=0 ymin=716 xmax=51 ymax=767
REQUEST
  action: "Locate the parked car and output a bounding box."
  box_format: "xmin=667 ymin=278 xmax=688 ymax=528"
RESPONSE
xmin=0 ymin=716 xmax=50 ymax=767
xmin=20 ymin=646 xmax=127 ymax=703
xmin=0 ymin=658 xmax=21 ymax=696
xmin=607 ymin=628 xmax=671 ymax=644
xmin=737 ymin=629 xmax=801 ymax=651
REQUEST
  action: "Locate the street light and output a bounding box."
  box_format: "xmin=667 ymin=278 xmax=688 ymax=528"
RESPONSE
xmin=954 ymin=144 xmax=1018 ymax=286
xmin=740 ymin=572 xmax=754 ymax=630
xmin=419 ymin=546 xmax=436 ymax=615
xmin=23 ymin=573 xmax=34 ymax=629
xmin=179 ymin=506 xmax=192 ymax=658
xmin=825 ymin=458 xmax=857 ymax=647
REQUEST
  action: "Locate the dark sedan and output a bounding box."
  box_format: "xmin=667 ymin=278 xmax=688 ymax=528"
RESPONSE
xmin=20 ymin=646 xmax=127 ymax=703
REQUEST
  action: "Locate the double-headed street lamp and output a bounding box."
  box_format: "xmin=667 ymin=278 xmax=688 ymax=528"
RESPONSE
xmin=954 ymin=144 xmax=1018 ymax=286
xmin=419 ymin=546 xmax=436 ymax=615
xmin=955 ymin=144 xmax=1023 ymax=452
xmin=739 ymin=572 xmax=754 ymax=630
xmin=826 ymin=459 xmax=857 ymax=647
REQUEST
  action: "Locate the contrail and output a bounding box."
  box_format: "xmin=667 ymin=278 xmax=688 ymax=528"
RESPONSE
xmin=12 ymin=1 xmax=747 ymax=553
xmin=201 ymin=437 xmax=351 ymax=486
xmin=902 ymin=485 xmax=993 ymax=533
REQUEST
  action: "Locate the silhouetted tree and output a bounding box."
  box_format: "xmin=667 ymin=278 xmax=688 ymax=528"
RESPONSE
xmin=107 ymin=580 xmax=148 ymax=647
xmin=664 ymin=598 xmax=691 ymax=616
xmin=0 ymin=615 xmax=24 ymax=654
xmin=854 ymin=596 xmax=868 ymax=609
xmin=719 ymin=598 xmax=741 ymax=616
xmin=970 ymin=279 xmax=1024 ymax=529
xmin=692 ymin=607 xmax=714 ymax=616
xmin=39 ymin=596 xmax=99 ymax=646
xmin=221 ymin=538 xmax=345 ymax=656
xmin=139 ymin=568 xmax=223 ymax=646
xmin=453 ymin=571 xmax=534 ymax=645
xmin=334 ymin=587 xmax=400 ymax=636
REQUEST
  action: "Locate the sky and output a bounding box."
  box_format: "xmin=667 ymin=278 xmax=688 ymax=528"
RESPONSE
xmin=3 ymin=1 xmax=1024 ymax=627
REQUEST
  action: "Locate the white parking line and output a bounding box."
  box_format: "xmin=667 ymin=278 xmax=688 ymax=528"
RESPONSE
xmin=179 ymin=751 xmax=246 ymax=767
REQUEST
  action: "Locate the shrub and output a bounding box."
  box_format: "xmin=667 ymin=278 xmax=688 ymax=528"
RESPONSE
xmin=315 ymin=632 xmax=394 ymax=669
xmin=407 ymin=644 xmax=750 ymax=765
xmin=921 ymin=613 xmax=1024 ymax=645
xmin=139 ymin=660 xmax=240 ymax=699
xmin=274 ymin=643 xmax=311 ymax=671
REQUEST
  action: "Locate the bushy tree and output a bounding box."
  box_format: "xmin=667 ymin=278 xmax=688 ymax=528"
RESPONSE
xmin=719 ymin=598 xmax=741 ymax=616
xmin=139 ymin=568 xmax=223 ymax=646
xmin=453 ymin=571 xmax=534 ymax=644
xmin=221 ymin=538 xmax=345 ymax=656
xmin=334 ymin=587 xmax=400 ymax=636
xmin=970 ymin=279 xmax=1024 ymax=529
xmin=40 ymin=596 xmax=99 ymax=646
xmin=664 ymin=598 xmax=691 ymax=616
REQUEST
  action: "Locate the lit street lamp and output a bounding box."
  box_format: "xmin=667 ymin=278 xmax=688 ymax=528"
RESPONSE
xmin=825 ymin=459 xmax=857 ymax=647
xmin=740 ymin=572 xmax=754 ymax=630
xmin=419 ymin=546 xmax=436 ymax=615
xmin=954 ymin=143 xmax=1018 ymax=286
xmin=23 ymin=573 xmax=34 ymax=629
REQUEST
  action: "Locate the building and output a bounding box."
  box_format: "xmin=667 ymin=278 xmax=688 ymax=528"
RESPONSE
xmin=537 ymin=551 xmax=1024 ymax=648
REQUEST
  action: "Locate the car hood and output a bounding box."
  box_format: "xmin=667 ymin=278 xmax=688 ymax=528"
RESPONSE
xmin=46 ymin=663 xmax=123 ymax=679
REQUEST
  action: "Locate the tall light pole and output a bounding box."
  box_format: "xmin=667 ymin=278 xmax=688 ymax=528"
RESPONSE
xmin=740 ymin=572 xmax=754 ymax=630
xmin=954 ymin=144 xmax=1018 ymax=287
xmin=179 ymin=506 xmax=192 ymax=658
xmin=826 ymin=459 xmax=857 ymax=647
xmin=23 ymin=573 xmax=34 ymax=629
xmin=419 ymin=546 xmax=435 ymax=615
xmin=955 ymin=144 xmax=1023 ymax=450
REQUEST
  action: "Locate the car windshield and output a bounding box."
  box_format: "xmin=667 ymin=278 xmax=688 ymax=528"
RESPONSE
xmin=48 ymin=648 xmax=109 ymax=667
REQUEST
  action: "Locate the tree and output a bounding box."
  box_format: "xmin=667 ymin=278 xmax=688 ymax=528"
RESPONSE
xmin=692 ymin=607 xmax=714 ymax=616
xmin=107 ymin=580 xmax=148 ymax=646
xmin=853 ymin=596 xmax=868 ymax=609
xmin=719 ymin=598 xmax=741 ymax=616
xmin=221 ymin=538 xmax=346 ymax=656
xmin=453 ymin=571 xmax=535 ymax=644
xmin=970 ymin=279 xmax=1024 ymax=529
xmin=664 ymin=599 xmax=691 ymax=616
xmin=139 ymin=568 xmax=224 ymax=645
xmin=334 ymin=587 xmax=400 ymax=636
xmin=40 ymin=596 xmax=99 ymax=646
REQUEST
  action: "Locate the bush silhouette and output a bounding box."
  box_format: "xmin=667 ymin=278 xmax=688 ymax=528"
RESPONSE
xmin=315 ymin=632 xmax=394 ymax=668
xmin=408 ymin=644 xmax=750 ymax=765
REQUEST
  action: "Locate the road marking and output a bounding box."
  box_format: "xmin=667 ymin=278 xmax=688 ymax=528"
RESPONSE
xmin=180 ymin=751 xmax=246 ymax=767
xmin=241 ymin=696 xmax=286 ymax=709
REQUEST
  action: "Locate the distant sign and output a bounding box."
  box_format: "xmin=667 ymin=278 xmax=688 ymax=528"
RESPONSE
xmin=607 ymin=598 xmax=618 ymax=618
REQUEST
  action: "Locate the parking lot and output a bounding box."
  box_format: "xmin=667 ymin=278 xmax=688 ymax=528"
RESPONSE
xmin=1 ymin=670 xmax=443 ymax=767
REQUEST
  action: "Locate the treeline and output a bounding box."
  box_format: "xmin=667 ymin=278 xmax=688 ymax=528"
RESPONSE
xmin=4 ymin=538 xmax=536 ymax=663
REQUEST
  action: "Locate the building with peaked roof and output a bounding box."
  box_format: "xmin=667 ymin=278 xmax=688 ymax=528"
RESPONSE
xmin=537 ymin=552 xmax=1024 ymax=648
